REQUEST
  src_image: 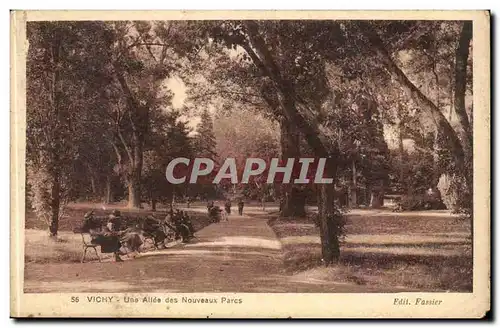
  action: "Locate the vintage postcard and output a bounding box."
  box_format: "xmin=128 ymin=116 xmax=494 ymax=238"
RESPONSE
xmin=10 ymin=10 xmax=490 ymax=318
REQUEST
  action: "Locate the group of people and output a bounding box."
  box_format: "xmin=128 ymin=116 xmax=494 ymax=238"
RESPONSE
xmin=166 ymin=209 xmax=196 ymax=242
xmin=79 ymin=209 xmax=196 ymax=262
xmin=206 ymin=198 xmax=245 ymax=222
xmin=79 ymin=210 xmax=130 ymax=262
xmin=224 ymin=199 xmax=245 ymax=216
xmin=79 ymin=199 xmax=247 ymax=262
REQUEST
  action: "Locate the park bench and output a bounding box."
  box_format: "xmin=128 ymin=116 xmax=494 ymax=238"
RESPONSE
xmin=77 ymin=229 xmax=136 ymax=262
xmin=141 ymin=219 xmax=178 ymax=249
xmin=78 ymin=231 xmax=101 ymax=263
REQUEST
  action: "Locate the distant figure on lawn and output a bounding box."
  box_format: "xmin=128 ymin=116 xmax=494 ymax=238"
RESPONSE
xmin=238 ymin=199 xmax=244 ymax=215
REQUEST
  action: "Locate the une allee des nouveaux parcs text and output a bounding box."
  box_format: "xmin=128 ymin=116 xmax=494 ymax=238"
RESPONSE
xmin=165 ymin=157 xmax=334 ymax=184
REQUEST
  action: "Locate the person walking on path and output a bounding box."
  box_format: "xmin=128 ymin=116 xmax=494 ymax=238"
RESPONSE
xmin=238 ymin=199 xmax=244 ymax=215
xmin=224 ymin=199 xmax=232 ymax=216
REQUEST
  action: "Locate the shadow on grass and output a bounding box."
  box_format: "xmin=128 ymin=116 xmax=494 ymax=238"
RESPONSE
xmin=268 ymin=213 xmax=473 ymax=292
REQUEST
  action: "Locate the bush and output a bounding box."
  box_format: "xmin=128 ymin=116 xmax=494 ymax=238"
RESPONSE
xmin=27 ymin=166 xmax=54 ymax=227
xmin=27 ymin=161 xmax=76 ymax=234
xmin=310 ymin=206 xmax=348 ymax=242
xmin=398 ymin=193 xmax=446 ymax=211
xmin=437 ymin=173 xmax=467 ymax=212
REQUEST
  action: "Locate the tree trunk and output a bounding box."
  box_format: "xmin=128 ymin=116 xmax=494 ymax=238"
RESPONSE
xmin=449 ymin=61 xmax=455 ymax=121
xmin=370 ymin=187 xmax=384 ymax=208
xmin=359 ymin=21 xmax=466 ymax=171
xmin=151 ymin=198 xmax=157 ymax=211
xmin=279 ymin=116 xmax=306 ymax=218
xmin=128 ymin=175 xmax=141 ymax=209
xmin=241 ymin=22 xmax=341 ymax=259
xmin=281 ymin=186 xmax=307 ymax=217
xmin=453 ymin=21 xmax=473 ymax=219
xmin=90 ymin=175 xmax=97 ymax=195
xmin=48 ymin=39 xmax=62 ymax=237
xmin=127 ymin=133 xmax=143 ymax=209
xmin=113 ymin=65 xmax=146 ymax=209
xmin=366 ymin=184 xmax=372 ymax=207
xmin=317 ymin=158 xmax=340 ymax=265
xmin=49 ymin=169 xmax=60 ymax=237
xmin=104 ymin=175 xmax=112 ymax=204
xmin=454 ymin=21 xmax=473 ymax=185
xmin=397 ymin=112 xmax=405 ymax=191
xmin=432 ymin=131 xmax=440 ymax=187
xmin=87 ymin=164 xmax=98 ymax=196
xmin=349 ymin=161 xmax=358 ymax=208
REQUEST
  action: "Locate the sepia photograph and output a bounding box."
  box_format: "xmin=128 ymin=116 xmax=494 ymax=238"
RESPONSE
xmin=10 ymin=10 xmax=490 ymax=318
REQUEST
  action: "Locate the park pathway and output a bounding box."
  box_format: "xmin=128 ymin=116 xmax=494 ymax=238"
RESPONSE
xmin=24 ymin=212 xmax=370 ymax=293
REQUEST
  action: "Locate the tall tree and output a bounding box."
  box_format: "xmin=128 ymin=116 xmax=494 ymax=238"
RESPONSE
xmin=453 ymin=21 xmax=473 ymax=212
xmin=142 ymin=110 xmax=193 ymax=210
xmin=208 ymin=20 xmax=345 ymax=264
xmin=193 ymin=108 xmax=217 ymax=160
xmin=355 ymin=21 xmax=473 ymax=215
xmin=191 ymin=108 xmax=218 ymax=199
xmin=107 ymin=21 xmax=201 ymax=208
xmin=26 ymin=21 xmax=114 ymax=236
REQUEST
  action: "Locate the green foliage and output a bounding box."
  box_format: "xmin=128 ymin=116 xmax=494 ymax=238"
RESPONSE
xmin=26 ymin=22 xmax=115 ymax=230
xmin=325 ymin=89 xmax=391 ymax=191
xmin=389 ymin=147 xmax=435 ymax=195
xmin=437 ymin=173 xmax=471 ymax=215
xmin=398 ymin=194 xmax=446 ymax=211
xmin=26 ymin=166 xmax=55 ymax=227
xmin=193 ymin=109 xmax=217 ymax=160
xmin=213 ymin=109 xmax=280 ymax=199
xmin=311 ymin=206 xmax=348 ymax=243
xmin=26 ymin=164 xmax=72 ymax=227
xmin=141 ymin=110 xmax=194 ymax=204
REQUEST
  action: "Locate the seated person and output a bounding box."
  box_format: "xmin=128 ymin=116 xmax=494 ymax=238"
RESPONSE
xmin=207 ymin=201 xmax=214 ymax=213
xmin=141 ymin=215 xmax=166 ymax=248
xmin=120 ymin=227 xmax=144 ymax=253
xmin=208 ymin=204 xmax=221 ymax=221
xmin=80 ymin=211 xmax=124 ymax=262
xmin=171 ymin=210 xmax=192 ymax=242
xmin=143 ymin=215 xmax=161 ymax=231
xmin=107 ymin=210 xmax=122 ymax=232
xmin=180 ymin=211 xmax=195 ymax=237
xmin=163 ymin=213 xmax=177 ymax=232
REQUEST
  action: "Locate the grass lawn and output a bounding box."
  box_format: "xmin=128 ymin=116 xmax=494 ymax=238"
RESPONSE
xmin=24 ymin=203 xmax=213 ymax=264
xmin=268 ymin=211 xmax=472 ymax=292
